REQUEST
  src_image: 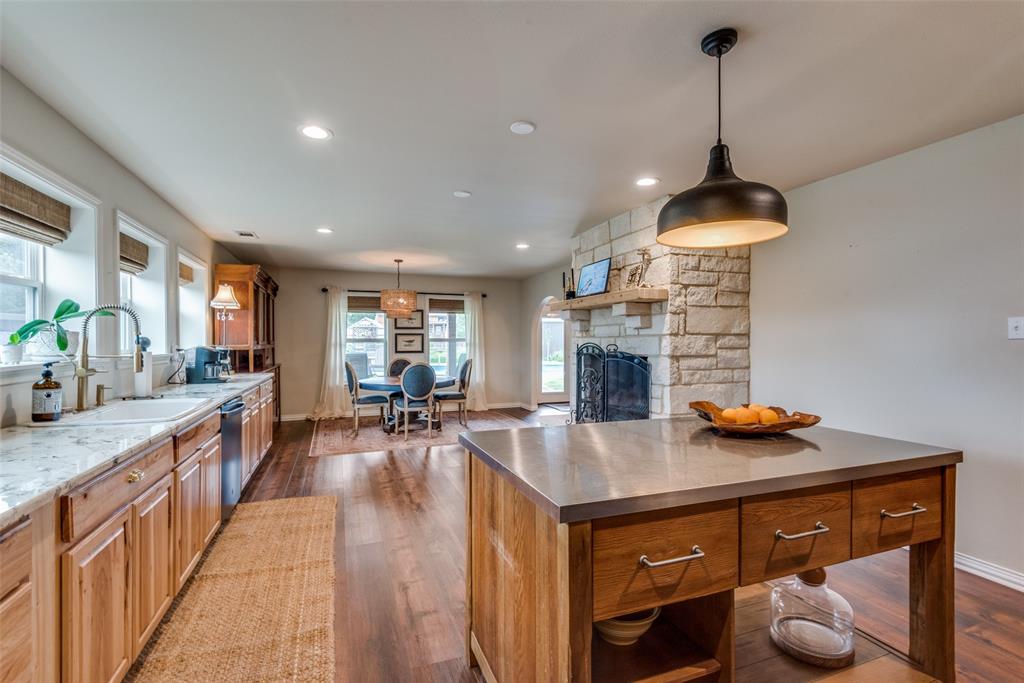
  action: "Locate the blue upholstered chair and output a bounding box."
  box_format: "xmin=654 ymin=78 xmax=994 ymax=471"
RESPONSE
xmin=346 ymin=361 xmax=388 ymax=436
xmin=394 ymin=362 xmax=436 ymax=441
xmin=386 ymin=357 xmax=413 ymax=416
xmin=434 ymin=358 xmax=472 ymax=429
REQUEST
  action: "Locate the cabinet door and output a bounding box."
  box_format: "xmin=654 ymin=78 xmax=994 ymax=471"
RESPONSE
xmin=61 ymin=508 xmax=132 ymax=683
xmin=174 ymin=451 xmax=204 ymax=589
xmin=201 ymin=435 xmax=222 ymax=546
xmin=132 ymin=474 xmax=174 ymax=656
xmin=241 ymin=408 xmax=253 ymax=484
xmin=260 ymin=398 xmax=271 ymax=458
xmin=0 ymin=582 xmax=33 ymax=683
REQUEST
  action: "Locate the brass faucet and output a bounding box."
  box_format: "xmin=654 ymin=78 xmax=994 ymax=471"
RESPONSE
xmin=77 ymin=305 xmax=144 ymax=411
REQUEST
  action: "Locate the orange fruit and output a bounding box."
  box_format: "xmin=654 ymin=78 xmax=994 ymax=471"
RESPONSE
xmin=721 ymin=408 xmax=738 ymax=423
xmin=748 ymin=403 xmax=767 ymax=413
xmin=734 ymin=407 xmax=759 ymax=424
xmin=759 ymin=409 xmax=780 ymax=425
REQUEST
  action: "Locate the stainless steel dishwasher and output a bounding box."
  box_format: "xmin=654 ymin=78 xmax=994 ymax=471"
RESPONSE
xmin=220 ymin=399 xmax=245 ymax=520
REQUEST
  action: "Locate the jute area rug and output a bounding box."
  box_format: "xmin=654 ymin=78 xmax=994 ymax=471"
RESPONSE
xmin=309 ymin=409 xmax=528 ymax=456
xmin=127 ymin=496 xmax=336 ymax=682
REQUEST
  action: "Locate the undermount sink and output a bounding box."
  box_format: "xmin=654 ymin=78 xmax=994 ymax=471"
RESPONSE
xmin=29 ymin=397 xmax=210 ymax=427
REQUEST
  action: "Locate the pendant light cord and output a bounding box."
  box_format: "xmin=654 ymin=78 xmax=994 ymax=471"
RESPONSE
xmin=716 ymin=52 xmax=722 ymax=145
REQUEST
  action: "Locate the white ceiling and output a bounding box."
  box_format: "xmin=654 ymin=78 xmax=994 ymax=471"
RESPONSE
xmin=2 ymin=2 xmax=1022 ymax=278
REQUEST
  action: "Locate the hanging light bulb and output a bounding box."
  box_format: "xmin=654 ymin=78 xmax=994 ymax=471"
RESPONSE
xmin=656 ymin=28 xmax=788 ymax=249
xmin=380 ymin=259 xmax=417 ymax=319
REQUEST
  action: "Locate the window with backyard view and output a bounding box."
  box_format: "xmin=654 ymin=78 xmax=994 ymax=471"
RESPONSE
xmin=540 ymin=313 xmax=566 ymax=394
xmin=0 ymin=233 xmax=43 ymax=343
xmin=428 ymin=298 xmax=466 ymax=377
xmin=345 ymin=303 xmax=388 ymax=378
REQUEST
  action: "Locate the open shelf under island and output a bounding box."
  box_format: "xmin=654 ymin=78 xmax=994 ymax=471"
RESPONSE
xmin=460 ymin=417 xmax=962 ymax=683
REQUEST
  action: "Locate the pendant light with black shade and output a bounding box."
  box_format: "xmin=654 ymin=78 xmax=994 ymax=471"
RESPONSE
xmin=656 ymin=28 xmax=788 ymax=249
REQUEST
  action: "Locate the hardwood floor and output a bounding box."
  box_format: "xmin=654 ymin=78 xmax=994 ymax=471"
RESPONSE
xmin=244 ymin=418 xmax=1024 ymax=682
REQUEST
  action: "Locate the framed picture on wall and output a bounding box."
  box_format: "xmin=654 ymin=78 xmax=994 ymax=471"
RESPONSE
xmin=394 ymin=309 xmax=424 ymax=329
xmin=394 ymin=333 xmax=424 ymax=354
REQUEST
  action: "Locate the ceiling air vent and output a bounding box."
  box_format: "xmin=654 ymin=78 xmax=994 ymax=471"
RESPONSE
xmin=234 ymin=230 xmax=259 ymax=239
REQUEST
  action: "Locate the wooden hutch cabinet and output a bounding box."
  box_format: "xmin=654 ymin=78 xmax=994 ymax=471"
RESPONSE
xmin=213 ymin=264 xmax=281 ymax=420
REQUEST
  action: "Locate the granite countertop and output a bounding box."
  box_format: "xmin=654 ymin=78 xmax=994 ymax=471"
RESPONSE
xmin=459 ymin=417 xmax=962 ymax=523
xmin=0 ymin=373 xmax=273 ymax=528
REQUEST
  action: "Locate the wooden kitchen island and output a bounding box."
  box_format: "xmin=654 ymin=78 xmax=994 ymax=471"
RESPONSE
xmin=460 ymin=418 xmax=962 ymax=683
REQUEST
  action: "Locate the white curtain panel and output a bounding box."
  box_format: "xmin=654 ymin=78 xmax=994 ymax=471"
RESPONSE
xmin=464 ymin=291 xmax=488 ymax=411
xmin=309 ymin=286 xmax=352 ymax=420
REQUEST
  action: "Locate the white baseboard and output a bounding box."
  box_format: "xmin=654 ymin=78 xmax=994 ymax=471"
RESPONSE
xmin=955 ymin=552 xmax=1024 ymax=592
xmin=281 ymin=413 xmax=309 ymax=422
xmin=485 ymin=402 xmax=523 ymax=410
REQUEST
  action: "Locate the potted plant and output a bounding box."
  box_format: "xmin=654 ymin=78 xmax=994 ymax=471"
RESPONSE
xmin=1 ymin=333 xmax=25 ymax=364
xmin=11 ymin=299 xmax=113 ymax=360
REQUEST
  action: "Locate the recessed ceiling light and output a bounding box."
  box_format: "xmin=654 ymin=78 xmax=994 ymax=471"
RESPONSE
xmin=299 ymin=124 xmax=333 ymax=140
xmin=516 ymin=243 xmax=530 ymax=250
xmin=509 ymin=120 xmax=536 ymax=135
xmin=316 ymin=227 xmax=333 ymax=234
xmin=453 ymin=190 xmax=472 ymax=198
xmin=636 ymin=177 xmax=660 ymax=187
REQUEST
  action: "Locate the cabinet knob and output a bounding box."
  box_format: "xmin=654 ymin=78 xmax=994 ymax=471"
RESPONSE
xmin=127 ymin=469 xmax=145 ymax=483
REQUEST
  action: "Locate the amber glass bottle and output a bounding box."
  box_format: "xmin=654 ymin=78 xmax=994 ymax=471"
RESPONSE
xmin=31 ymin=362 xmax=63 ymax=422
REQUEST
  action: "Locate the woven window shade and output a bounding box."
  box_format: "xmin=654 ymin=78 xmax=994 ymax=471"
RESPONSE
xmin=178 ymin=262 xmax=194 ymax=285
xmin=0 ymin=173 xmax=72 ymax=246
xmin=348 ymin=295 xmax=382 ymax=312
xmin=119 ymin=232 xmax=149 ymax=275
xmin=428 ymin=297 xmax=465 ymax=313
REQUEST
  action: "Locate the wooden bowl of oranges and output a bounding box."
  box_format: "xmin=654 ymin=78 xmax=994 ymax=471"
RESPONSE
xmin=689 ymin=401 xmax=821 ymax=435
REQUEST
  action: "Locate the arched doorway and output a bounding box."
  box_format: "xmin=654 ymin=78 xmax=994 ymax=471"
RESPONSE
xmin=535 ymin=296 xmax=570 ymax=405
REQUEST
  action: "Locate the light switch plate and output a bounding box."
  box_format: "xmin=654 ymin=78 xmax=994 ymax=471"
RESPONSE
xmin=1009 ymin=317 xmax=1024 ymax=340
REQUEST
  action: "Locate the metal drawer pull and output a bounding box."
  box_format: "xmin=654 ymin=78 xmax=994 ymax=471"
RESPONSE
xmin=639 ymin=546 xmax=705 ymax=568
xmin=776 ymin=521 xmax=829 ymax=541
xmin=126 ymin=469 xmax=145 ymax=483
xmin=881 ymin=503 xmax=926 ymax=519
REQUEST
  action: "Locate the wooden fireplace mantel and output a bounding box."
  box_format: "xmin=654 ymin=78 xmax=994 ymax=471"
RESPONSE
xmin=548 ymin=287 xmax=669 ymax=312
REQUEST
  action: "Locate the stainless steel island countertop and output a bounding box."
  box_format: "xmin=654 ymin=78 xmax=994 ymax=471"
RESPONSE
xmin=458 ymin=417 xmax=962 ymax=522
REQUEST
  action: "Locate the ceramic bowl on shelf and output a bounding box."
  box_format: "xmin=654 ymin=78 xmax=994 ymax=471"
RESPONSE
xmin=690 ymin=400 xmax=821 ymax=436
xmin=594 ymin=607 xmax=661 ymax=646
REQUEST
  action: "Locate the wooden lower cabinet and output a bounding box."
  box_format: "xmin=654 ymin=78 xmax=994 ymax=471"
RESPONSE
xmin=61 ymin=508 xmax=133 ymax=683
xmin=201 ymin=435 xmax=222 ymax=546
xmin=132 ymin=474 xmax=175 ymax=655
xmin=174 ymin=449 xmax=205 ymax=590
xmin=0 ymin=583 xmax=33 ymax=683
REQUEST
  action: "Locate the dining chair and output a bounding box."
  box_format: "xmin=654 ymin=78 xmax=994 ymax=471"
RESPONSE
xmin=394 ymin=362 xmax=436 ymax=441
xmin=434 ymin=358 xmax=472 ymax=429
xmin=346 ymin=361 xmax=388 ymax=436
xmin=386 ymin=356 xmax=413 ymax=416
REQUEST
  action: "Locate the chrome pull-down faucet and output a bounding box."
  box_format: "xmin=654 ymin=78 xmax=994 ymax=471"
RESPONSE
xmin=76 ymin=304 xmax=143 ymax=411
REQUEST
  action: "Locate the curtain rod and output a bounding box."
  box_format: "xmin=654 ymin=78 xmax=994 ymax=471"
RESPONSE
xmin=321 ymin=287 xmax=486 ymax=298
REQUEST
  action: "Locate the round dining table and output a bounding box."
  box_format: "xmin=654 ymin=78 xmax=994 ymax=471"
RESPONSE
xmin=358 ymin=374 xmax=456 ymax=433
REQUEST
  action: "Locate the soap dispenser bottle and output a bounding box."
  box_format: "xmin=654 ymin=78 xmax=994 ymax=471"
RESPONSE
xmin=32 ymin=362 xmax=63 ymax=422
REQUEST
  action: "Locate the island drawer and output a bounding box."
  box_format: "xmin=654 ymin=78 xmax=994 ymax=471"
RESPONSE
xmin=852 ymin=468 xmax=942 ymax=557
xmin=174 ymin=409 xmax=220 ymax=461
xmin=60 ymin=438 xmax=174 ymax=543
xmin=592 ymin=499 xmax=739 ymax=621
xmin=740 ymin=483 xmax=851 ymax=585
xmin=0 ymin=516 xmax=31 ymax=600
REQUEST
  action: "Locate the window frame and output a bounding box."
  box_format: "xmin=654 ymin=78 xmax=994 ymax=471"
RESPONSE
xmin=0 ymin=233 xmax=44 ymax=339
xmin=344 ymin=299 xmax=389 ymax=378
xmin=427 ymin=297 xmax=466 ymax=378
xmin=176 ymin=248 xmax=210 ymax=349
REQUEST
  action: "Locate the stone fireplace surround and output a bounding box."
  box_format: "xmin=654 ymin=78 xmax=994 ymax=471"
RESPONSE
xmin=568 ymin=195 xmax=750 ymax=417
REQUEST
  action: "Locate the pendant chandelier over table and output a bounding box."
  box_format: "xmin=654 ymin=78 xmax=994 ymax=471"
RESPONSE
xmin=381 ymin=258 xmax=417 ymax=319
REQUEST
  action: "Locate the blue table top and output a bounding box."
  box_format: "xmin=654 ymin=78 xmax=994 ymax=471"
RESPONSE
xmin=358 ymin=375 xmax=456 ymax=392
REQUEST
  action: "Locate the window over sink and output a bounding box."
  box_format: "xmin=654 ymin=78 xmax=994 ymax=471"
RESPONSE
xmin=0 ymin=233 xmax=42 ymax=343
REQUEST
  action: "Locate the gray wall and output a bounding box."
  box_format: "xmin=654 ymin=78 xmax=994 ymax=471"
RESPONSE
xmin=751 ymin=115 xmax=1024 ymax=575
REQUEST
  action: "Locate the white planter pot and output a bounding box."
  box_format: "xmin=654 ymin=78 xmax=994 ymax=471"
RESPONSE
xmin=25 ymin=330 xmax=80 ymax=359
xmin=1 ymin=344 xmax=24 ymax=365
